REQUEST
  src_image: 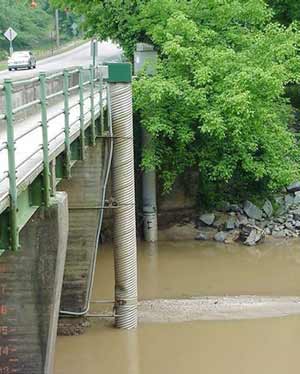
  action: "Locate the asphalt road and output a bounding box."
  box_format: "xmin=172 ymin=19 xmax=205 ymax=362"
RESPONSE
xmin=0 ymin=40 xmax=122 ymax=81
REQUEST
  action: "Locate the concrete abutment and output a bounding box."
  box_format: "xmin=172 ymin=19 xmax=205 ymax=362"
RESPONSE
xmin=0 ymin=192 xmax=68 ymax=374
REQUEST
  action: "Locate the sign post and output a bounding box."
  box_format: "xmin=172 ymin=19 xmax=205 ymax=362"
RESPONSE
xmin=90 ymin=39 xmax=98 ymax=67
xmin=4 ymin=27 xmax=17 ymax=56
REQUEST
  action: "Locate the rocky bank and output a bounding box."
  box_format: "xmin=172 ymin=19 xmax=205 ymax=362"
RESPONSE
xmin=159 ymin=181 xmax=300 ymax=246
xmin=194 ymin=181 xmax=300 ymax=246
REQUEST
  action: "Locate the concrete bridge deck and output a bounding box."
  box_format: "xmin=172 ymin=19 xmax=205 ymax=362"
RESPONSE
xmin=0 ymin=88 xmax=103 ymax=212
xmin=0 ymin=69 xmax=105 ymax=213
xmin=0 ymin=65 xmax=108 ymax=252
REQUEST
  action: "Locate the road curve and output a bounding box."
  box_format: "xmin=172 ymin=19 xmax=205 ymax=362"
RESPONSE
xmin=0 ymin=40 xmax=122 ymax=82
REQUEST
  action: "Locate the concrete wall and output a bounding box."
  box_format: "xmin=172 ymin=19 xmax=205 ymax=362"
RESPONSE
xmin=0 ymin=71 xmax=81 ymax=128
xmin=156 ymin=171 xmax=198 ymax=227
xmin=0 ymin=192 xmax=68 ymax=374
xmin=58 ymin=138 xmax=107 ymax=314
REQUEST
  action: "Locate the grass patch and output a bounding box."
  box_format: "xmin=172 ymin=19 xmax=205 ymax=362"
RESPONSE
xmin=34 ymin=38 xmax=86 ymax=60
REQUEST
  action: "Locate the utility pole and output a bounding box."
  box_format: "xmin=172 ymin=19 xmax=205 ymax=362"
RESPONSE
xmin=55 ymin=9 xmax=60 ymax=48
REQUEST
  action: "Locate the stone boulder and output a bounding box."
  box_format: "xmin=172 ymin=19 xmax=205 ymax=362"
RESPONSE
xmin=239 ymin=223 xmax=264 ymax=246
xmin=287 ymin=181 xmax=300 ymax=193
xmin=199 ymin=213 xmax=215 ymax=226
xmin=265 ymin=227 xmax=271 ymax=235
xmin=243 ymin=201 xmax=263 ymax=220
xmin=285 ymin=194 xmax=294 ymax=208
xmin=212 ymin=213 xmax=228 ymax=229
xmin=194 ymin=227 xmax=218 ymax=241
xmin=285 ymin=222 xmax=294 ymax=231
xmin=237 ymin=213 xmax=248 ymax=226
xmin=294 ymin=192 xmax=300 ymax=205
xmin=228 ymin=204 xmax=240 ymax=212
xmin=224 ymin=230 xmax=240 ymax=244
xmin=195 ymin=232 xmax=208 ymax=241
xmin=291 ymin=208 xmax=300 ymax=221
xmin=214 ymin=231 xmax=228 ymax=243
xmin=243 ymin=227 xmax=265 ymax=246
xmin=225 ymin=216 xmax=237 ymax=230
xmin=262 ymin=199 xmax=273 ymax=218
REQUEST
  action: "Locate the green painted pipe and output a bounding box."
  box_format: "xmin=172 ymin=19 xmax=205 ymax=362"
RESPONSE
xmin=79 ymin=66 xmax=86 ymax=160
xmin=99 ymin=68 xmax=104 ymax=135
xmin=63 ymin=69 xmax=72 ymax=178
xmin=39 ymin=72 xmax=51 ymax=206
xmin=89 ymin=65 xmax=96 ymax=146
xmin=4 ymin=79 xmax=19 ymax=251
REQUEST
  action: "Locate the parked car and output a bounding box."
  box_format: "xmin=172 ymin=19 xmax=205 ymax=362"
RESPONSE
xmin=8 ymin=51 xmax=36 ymax=71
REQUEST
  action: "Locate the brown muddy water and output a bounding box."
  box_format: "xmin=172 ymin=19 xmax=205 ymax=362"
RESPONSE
xmin=54 ymin=239 xmax=300 ymax=374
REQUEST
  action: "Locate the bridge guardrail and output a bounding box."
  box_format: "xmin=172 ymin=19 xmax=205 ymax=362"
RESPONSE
xmin=0 ymin=65 xmax=105 ymax=251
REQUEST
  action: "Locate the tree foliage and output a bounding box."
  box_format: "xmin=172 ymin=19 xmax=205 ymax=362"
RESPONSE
xmin=0 ymin=0 xmax=52 ymax=52
xmin=53 ymin=0 xmax=300 ymax=198
xmin=0 ymin=0 xmax=81 ymax=57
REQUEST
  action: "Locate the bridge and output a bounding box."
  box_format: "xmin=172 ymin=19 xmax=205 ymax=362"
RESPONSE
xmin=0 ymin=62 xmax=137 ymax=373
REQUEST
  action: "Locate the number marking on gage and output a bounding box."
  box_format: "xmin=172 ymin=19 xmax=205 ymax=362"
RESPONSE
xmin=0 ymin=264 xmax=18 ymax=373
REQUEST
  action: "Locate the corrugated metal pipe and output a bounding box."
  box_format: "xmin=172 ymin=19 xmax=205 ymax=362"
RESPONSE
xmin=110 ymin=82 xmax=138 ymax=329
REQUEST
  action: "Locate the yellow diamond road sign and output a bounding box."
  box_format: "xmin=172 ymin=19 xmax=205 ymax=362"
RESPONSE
xmin=4 ymin=27 xmax=17 ymax=42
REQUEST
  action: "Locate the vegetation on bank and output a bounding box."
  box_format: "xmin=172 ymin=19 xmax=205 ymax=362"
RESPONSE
xmin=0 ymin=0 xmax=82 ymax=60
xmin=53 ymin=0 xmax=300 ymax=205
xmin=268 ymin=0 xmax=300 ymax=24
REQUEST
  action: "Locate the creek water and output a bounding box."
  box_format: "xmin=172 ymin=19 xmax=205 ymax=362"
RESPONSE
xmin=54 ymin=239 xmax=300 ymax=374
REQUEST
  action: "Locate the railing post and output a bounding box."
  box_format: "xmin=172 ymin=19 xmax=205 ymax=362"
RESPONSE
xmin=63 ymin=69 xmax=72 ymax=178
xmin=105 ymin=84 xmax=110 ymax=133
xmin=4 ymin=79 xmax=19 ymax=251
xmin=79 ymin=66 xmax=86 ymax=159
xmin=39 ymin=72 xmax=51 ymax=207
xmin=107 ymin=83 xmax=112 ymax=134
xmin=89 ymin=65 xmax=96 ymax=146
xmin=98 ymin=68 xmax=104 ymax=135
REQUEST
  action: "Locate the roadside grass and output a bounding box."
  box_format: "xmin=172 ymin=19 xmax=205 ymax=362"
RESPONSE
xmin=33 ymin=38 xmax=86 ymax=60
xmin=0 ymin=38 xmax=85 ymax=72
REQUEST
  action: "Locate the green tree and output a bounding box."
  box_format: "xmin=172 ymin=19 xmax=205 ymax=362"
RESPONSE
xmin=51 ymin=0 xmax=149 ymax=57
xmin=52 ymin=0 xmax=300 ymax=199
xmin=0 ymin=0 xmax=82 ymax=58
xmin=0 ymin=0 xmax=52 ymax=52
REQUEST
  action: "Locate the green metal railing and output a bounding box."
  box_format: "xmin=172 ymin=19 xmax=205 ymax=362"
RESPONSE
xmin=0 ymin=65 xmax=106 ymax=252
